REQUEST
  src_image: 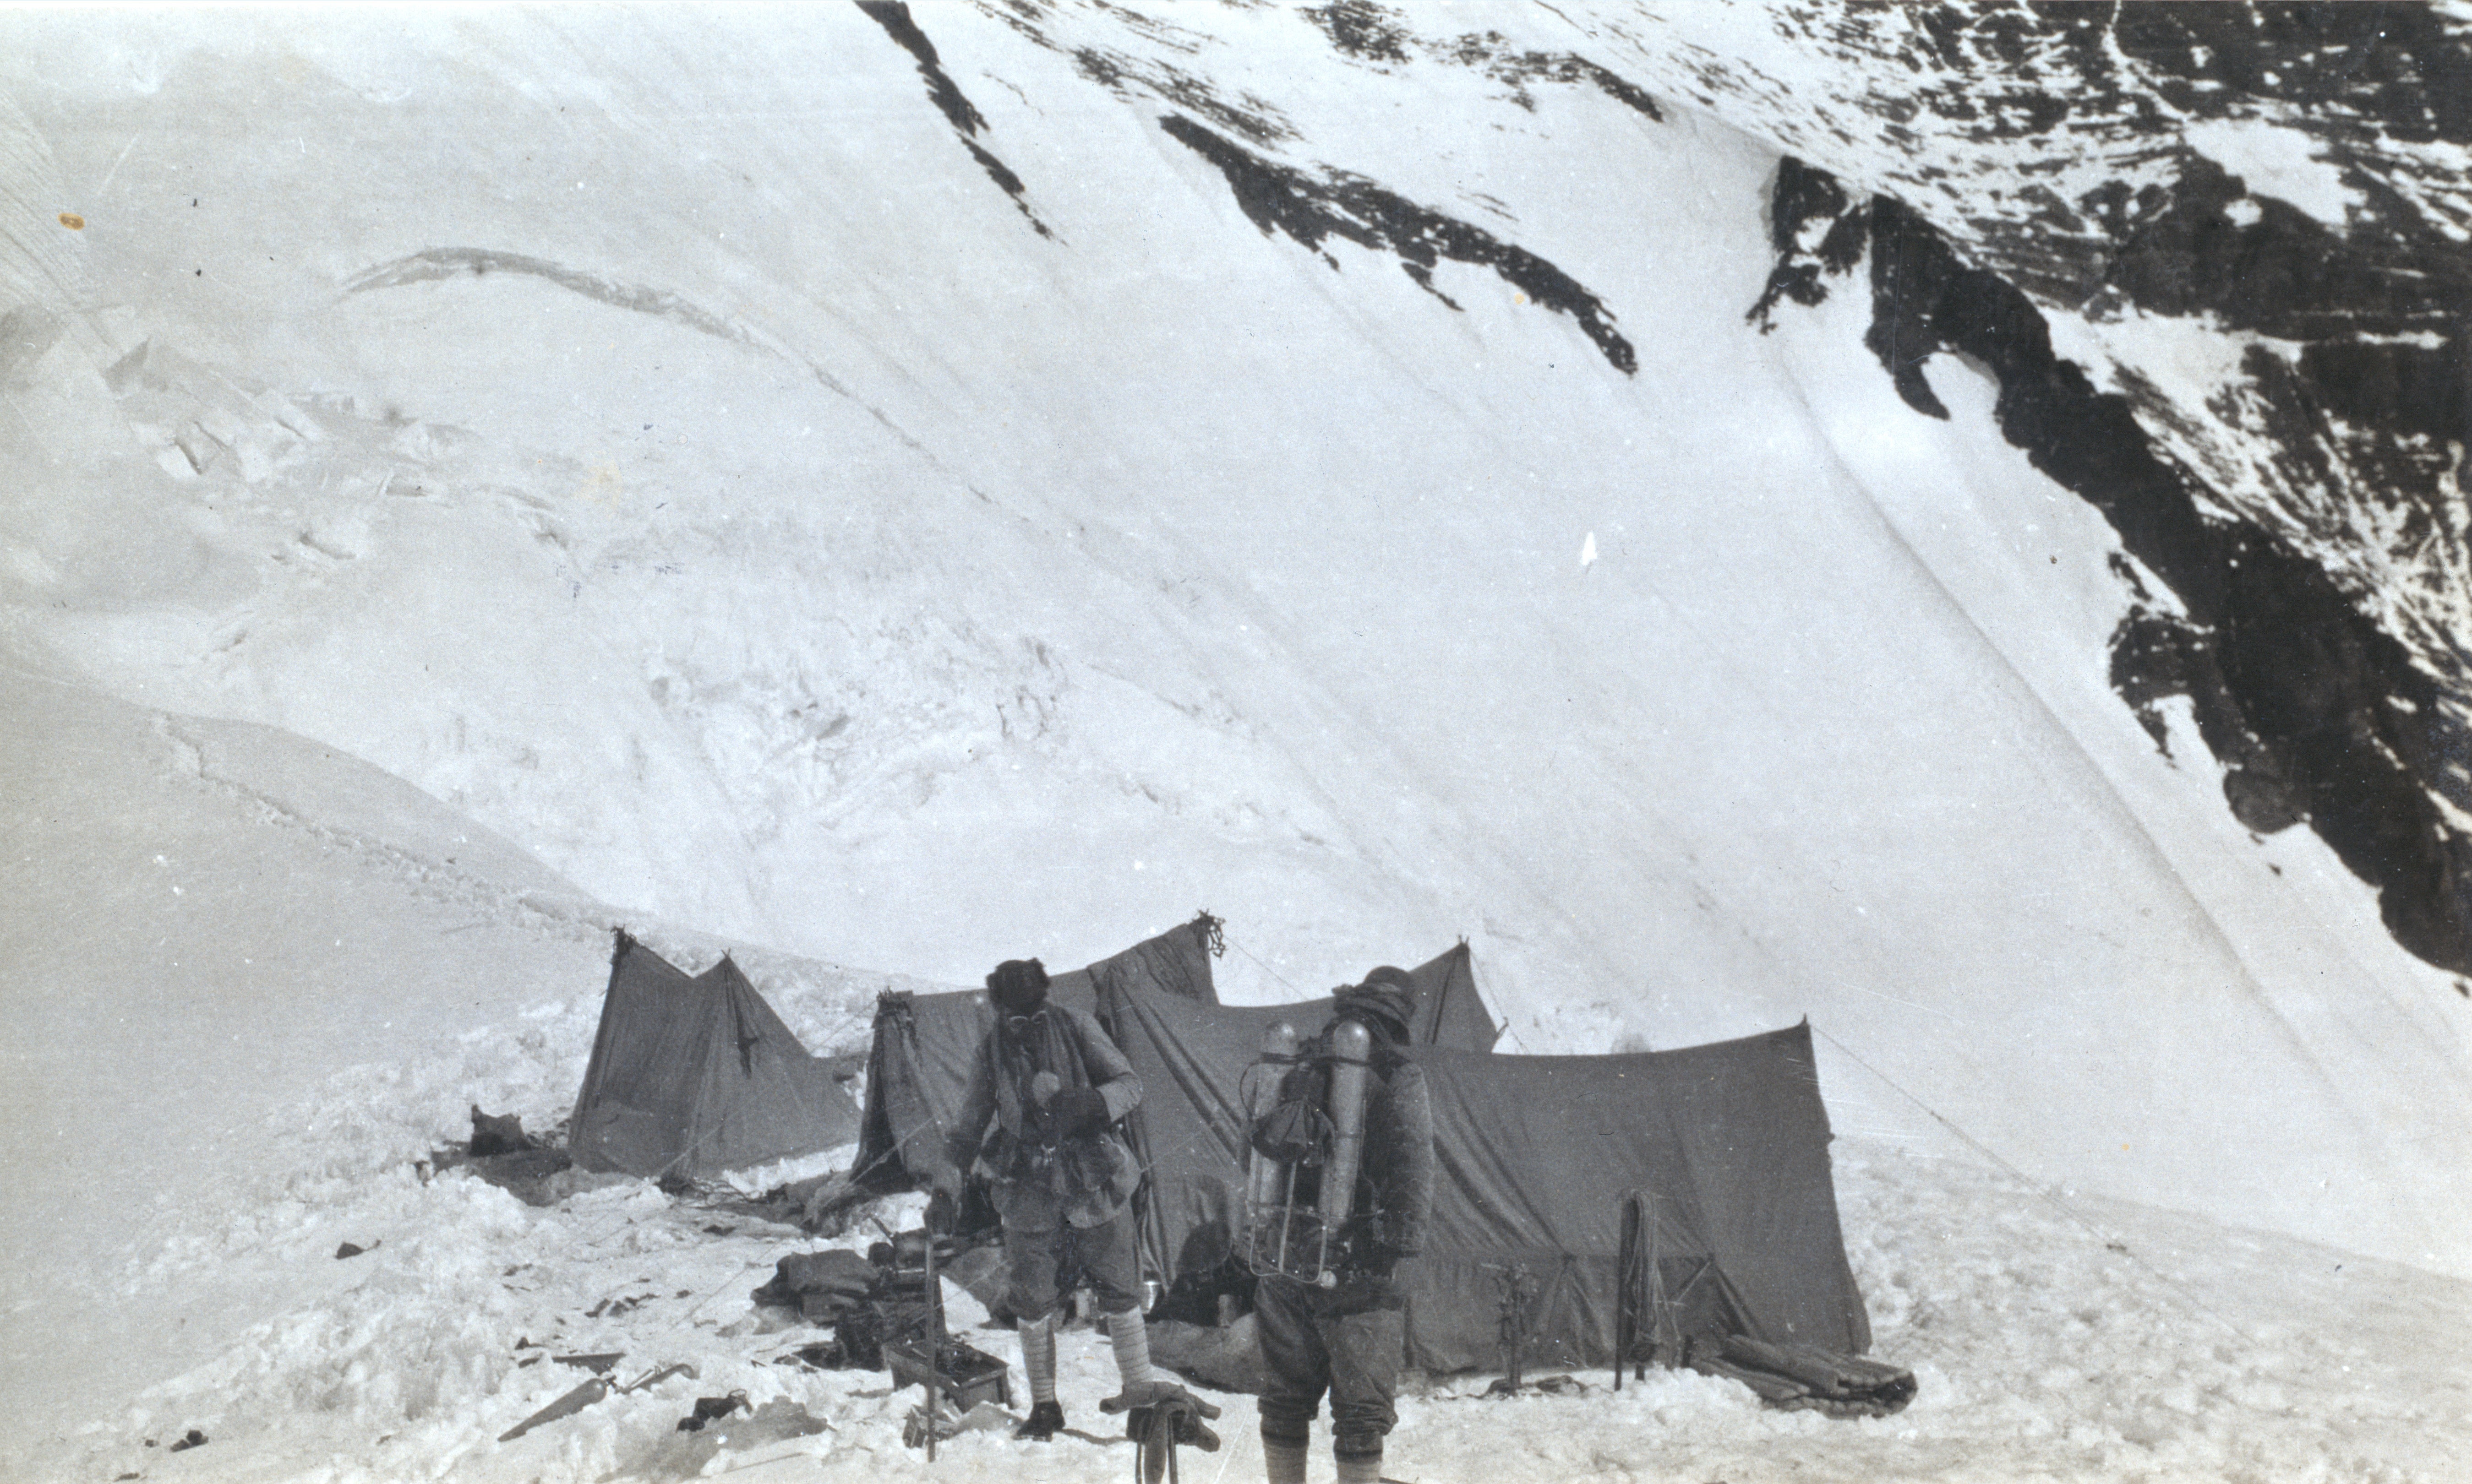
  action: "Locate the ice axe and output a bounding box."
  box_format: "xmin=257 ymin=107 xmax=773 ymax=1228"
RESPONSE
xmin=498 ymin=1376 xmax=609 ymax=1443
xmin=497 ymin=1361 xmax=697 ymax=1442
xmin=619 ymin=1362 xmax=698 ymax=1394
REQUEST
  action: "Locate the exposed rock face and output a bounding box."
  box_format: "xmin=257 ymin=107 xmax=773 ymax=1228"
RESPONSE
xmin=1156 ymin=113 xmax=1638 ymax=375
xmin=858 ymin=0 xmax=1054 ymax=239
xmin=1697 ymin=2 xmax=2472 ymax=978
xmin=1747 ymin=3 xmax=2472 ymax=982
xmin=1755 ymin=164 xmax=2472 ymax=973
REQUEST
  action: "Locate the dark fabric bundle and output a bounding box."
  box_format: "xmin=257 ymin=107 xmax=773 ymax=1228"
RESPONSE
xmin=750 ymin=1248 xmax=881 ymax=1312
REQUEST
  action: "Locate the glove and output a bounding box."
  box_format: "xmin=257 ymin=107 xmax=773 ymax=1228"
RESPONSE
xmin=1356 ymin=1244 xmax=1402 ymax=1283
xmin=1332 ymin=1246 xmax=1406 ymax=1310
xmin=1047 ymin=1086 xmax=1111 ymax=1138
xmin=925 ymin=1185 xmax=958 ymax=1238
xmin=927 ymin=1163 xmax=966 ymax=1214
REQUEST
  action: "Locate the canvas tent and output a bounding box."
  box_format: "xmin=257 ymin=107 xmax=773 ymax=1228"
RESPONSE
xmin=570 ymin=931 xmax=861 ymax=1179
xmin=1103 ymin=984 xmax=1869 ymax=1372
xmin=850 ymin=913 xmax=1227 ymax=1192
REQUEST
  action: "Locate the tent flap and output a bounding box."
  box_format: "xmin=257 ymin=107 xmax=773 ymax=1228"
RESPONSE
xmin=1403 ymin=941 xmax=1500 ymax=1050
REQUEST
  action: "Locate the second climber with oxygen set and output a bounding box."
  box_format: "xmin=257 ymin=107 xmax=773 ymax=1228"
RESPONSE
xmin=1240 ymin=967 xmax=1437 ymax=1484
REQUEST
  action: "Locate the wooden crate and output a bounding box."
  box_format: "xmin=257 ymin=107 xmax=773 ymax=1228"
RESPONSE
xmin=883 ymin=1337 xmax=1011 ymax=1413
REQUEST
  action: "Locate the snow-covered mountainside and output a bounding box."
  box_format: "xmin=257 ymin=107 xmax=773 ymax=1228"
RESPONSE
xmin=4 ymin=4 xmax=2471 ymax=1475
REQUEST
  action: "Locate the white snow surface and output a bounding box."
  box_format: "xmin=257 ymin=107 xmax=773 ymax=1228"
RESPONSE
xmin=2178 ymin=118 xmax=2362 ymax=226
xmin=2 ymin=5 xmax=2469 ymax=1479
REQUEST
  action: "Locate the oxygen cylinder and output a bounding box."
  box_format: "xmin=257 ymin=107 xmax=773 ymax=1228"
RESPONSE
xmin=1314 ymin=1018 xmax=1375 ymax=1284
xmin=1241 ymin=1022 xmax=1303 ymax=1213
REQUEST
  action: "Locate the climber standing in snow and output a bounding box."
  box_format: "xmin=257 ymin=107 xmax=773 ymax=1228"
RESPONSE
xmin=1254 ymin=968 xmax=1436 ymax=1484
xmin=942 ymin=957 xmax=1155 ymax=1441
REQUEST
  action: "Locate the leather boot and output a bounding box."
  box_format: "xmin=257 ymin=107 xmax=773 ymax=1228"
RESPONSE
xmin=1334 ymin=1435 xmax=1384 ymax=1484
xmin=1013 ymin=1400 xmax=1064 ymax=1441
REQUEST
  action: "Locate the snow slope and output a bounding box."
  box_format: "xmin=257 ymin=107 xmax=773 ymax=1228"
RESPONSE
xmin=0 ymin=658 xmax=918 ymax=1434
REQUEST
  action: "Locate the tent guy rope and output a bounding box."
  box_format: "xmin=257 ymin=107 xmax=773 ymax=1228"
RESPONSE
xmin=1812 ymin=1024 xmax=2253 ymax=1345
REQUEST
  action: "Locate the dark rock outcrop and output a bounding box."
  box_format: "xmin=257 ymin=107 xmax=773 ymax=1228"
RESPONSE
xmin=1756 ymin=158 xmax=2472 ymax=974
